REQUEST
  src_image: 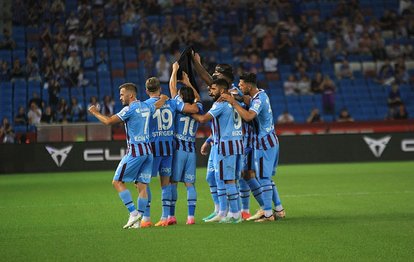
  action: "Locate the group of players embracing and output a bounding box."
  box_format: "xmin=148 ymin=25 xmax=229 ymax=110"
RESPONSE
xmin=88 ymin=51 xmax=285 ymax=229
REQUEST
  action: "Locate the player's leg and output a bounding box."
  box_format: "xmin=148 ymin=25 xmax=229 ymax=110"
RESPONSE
xmin=155 ymin=156 xmax=172 ymax=226
xmin=112 ymin=156 xmax=141 ymax=229
xmin=184 ymin=151 xmax=197 ymax=225
xmin=142 ymin=156 xmax=162 ymax=225
xmin=220 ymin=155 xmax=241 ymax=224
xmin=239 ymin=176 xmax=250 ymax=219
xmin=131 ymin=154 xmax=153 ymax=228
xmin=271 ymin=144 xmax=285 ymax=219
xmin=239 ymin=153 xmax=251 ymax=219
xmin=255 ymin=147 xmax=278 ymax=222
xmin=203 ymin=147 xmax=219 ymax=221
xmin=169 ymin=150 xmax=185 ymax=225
xmin=205 ymin=155 xmax=227 ymax=222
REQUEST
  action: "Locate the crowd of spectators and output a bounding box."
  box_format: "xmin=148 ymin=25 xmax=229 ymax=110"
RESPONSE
xmin=0 ymin=0 xmax=413 ymax=142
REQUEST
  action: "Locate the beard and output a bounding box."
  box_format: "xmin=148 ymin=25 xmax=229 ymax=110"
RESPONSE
xmin=210 ymin=93 xmax=220 ymax=102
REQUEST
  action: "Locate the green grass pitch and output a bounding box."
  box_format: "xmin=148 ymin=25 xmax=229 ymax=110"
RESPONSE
xmin=1 ymin=161 xmax=414 ymax=261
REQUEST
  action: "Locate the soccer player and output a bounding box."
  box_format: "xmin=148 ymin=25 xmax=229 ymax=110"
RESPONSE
xmin=88 ymin=83 xmax=168 ymax=229
xmin=191 ymin=53 xmax=244 ymax=221
xmin=143 ymin=76 xmax=199 ymax=227
xmin=169 ymin=62 xmax=203 ymax=225
xmin=192 ymin=78 xmax=244 ymax=223
xmin=221 ymin=73 xmax=285 ymax=222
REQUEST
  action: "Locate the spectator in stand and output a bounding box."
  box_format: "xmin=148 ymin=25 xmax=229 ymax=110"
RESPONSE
xmin=371 ymin=31 xmax=387 ymax=60
xmin=321 ymin=75 xmax=336 ymax=115
xmin=359 ymin=32 xmax=372 ymax=55
xmin=297 ymin=73 xmax=312 ymax=95
xmin=375 ymin=59 xmax=394 ymax=85
xmin=25 ymin=57 xmax=41 ymax=82
xmin=263 ymin=51 xmax=278 ymax=72
xmin=343 ymin=29 xmax=359 ymax=54
xmin=27 ymin=102 xmax=42 ymax=125
xmin=41 ymin=106 xmax=55 ymax=124
xmin=0 ymin=117 xmax=15 ymax=144
xmin=277 ymin=34 xmax=293 ymax=64
xmin=10 ymin=59 xmax=25 ymax=82
xmin=307 ymin=108 xmax=324 ymax=123
xmin=326 ymin=37 xmax=347 ymax=62
xmin=55 ymin=98 xmax=69 ymax=122
xmin=311 ymin=72 xmax=324 ymax=94
xmin=0 ymin=60 xmax=11 ymax=81
xmin=394 ymin=57 xmax=410 ymax=84
xmin=393 ymin=102 xmax=409 ymax=120
xmin=307 ymin=49 xmax=322 ymax=72
xmin=67 ymin=34 xmax=79 ymax=53
xmin=387 ymin=83 xmax=402 ymax=109
xmin=87 ymin=96 xmax=101 ymax=116
xmin=244 ymin=52 xmax=263 ymax=74
xmin=262 ymin=27 xmax=276 ymax=52
xmin=28 ymin=92 xmax=44 ymax=110
xmin=337 ymin=108 xmax=354 ymax=122
xmin=284 ymin=75 xmax=298 ymax=96
xmin=101 ymin=95 xmax=114 ymax=117
xmin=379 ymin=10 xmax=397 ymax=31
xmin=68 ymin=97 xmax=84 ymax=122
xmin=14 ymin=106 xmax=28 ymax=126
xmin=47 ymin=79 xmax=61 ymax=109
xmin=277 ymin=111 xmax=295 ymax=124
xmin=66 ymin=51 xmax=81 ymax=86
xmin=50 ymin=0 xmax=65 ymax=20
xmin=53 ymin=34 xmax=68 ymax=57
xmin=337 ymin=59 xmax=354 ymax=80
xmin=0 ymin=28 xmax=16 ymax=50
xmin=251 ymin=17 xmax=268 ymax=46
xmin=294 ymin=52 xmax=308 ymax=72
xmin=107 ymin=18 xmax=121 ymax=38
xmin=386 ymin=42 xmax=405 ymax=60
xmin=97 ymin=50 xmax=108 ymax=71
xmin=66 ymin=11 xmax=80 ymax=32
xmin=155 ymin=54 xmax=171 ymax=84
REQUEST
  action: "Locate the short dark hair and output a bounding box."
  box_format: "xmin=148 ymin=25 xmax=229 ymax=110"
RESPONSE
xmin=119 ymin=82 xmax=137 ymax=93
xmin=145 ymin=77 xmax=160 ymax=92
xmin=240 ymin=72 xmax=257 ymax=85
xmin=180 ymin=85 xmax=195 ymax=104
xmin=212 ymin=78 xmax=229 ymax=90
xmin=215 ymin=64 xmax=234 ymax=81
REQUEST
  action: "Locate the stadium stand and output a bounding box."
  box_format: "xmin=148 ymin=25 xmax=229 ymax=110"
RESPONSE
xmin=0 ymin=0 xmax=413 ymax=143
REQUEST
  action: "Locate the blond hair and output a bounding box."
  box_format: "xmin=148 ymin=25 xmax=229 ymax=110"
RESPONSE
xmin=145 ymin=77 xmax=160 ymax=92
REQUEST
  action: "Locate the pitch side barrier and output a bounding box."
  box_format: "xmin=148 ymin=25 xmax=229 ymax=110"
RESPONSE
xmin=0 ymin=132 xmax=413 ymax=174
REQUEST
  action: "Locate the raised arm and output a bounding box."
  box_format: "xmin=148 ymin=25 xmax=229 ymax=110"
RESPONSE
xmin=191 ymin=52 xmax=213 ymax=86
xmin=220 ymin=94 xmax=257 ymax=122
xmin=88 ymin=105 xmax=122 ymax=125
xmin=181 ymin=71 xmax=201 ymax=102
xmin=169 ymin=62 xmax=179 ymax=98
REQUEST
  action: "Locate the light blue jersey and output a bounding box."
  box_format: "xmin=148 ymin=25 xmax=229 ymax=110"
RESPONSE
xmin=145 ymin=97 xmax=185 ymax=156
xmin=249 ymin=90 xmax=278 ymax=150
xmin=208 ymin=101 xmax=243 ymax=156
xmin=174 ymin=95 xmax=203 ymax=152
xmin=113 ymin=100 xmax=155 ymax=183
xmin=116 ymin=100 xmax=155 ymax=155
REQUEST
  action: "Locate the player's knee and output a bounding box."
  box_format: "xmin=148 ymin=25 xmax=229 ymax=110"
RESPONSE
xmin=112 ymin=180 xmax=119 ymax=187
